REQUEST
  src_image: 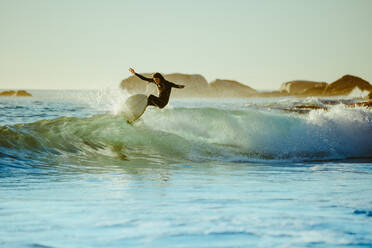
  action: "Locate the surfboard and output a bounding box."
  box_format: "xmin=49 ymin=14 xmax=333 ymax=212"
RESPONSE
xmin=122 ymin=94 xmax=148 ymax=123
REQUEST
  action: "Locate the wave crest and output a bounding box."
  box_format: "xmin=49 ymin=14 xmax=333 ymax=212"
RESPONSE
xmin=1 ymin=105 xmax=371 ymax=164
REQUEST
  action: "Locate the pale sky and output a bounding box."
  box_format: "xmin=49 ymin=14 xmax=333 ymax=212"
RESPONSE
xmin=0 ymin=0 xmax=371 ymax=90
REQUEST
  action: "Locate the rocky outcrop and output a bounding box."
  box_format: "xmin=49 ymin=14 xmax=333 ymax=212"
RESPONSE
xmin=283 ymin=100 xmax=372 ymax=114
xmin=293 ymin=105 xmax=328 ymax=110
xmin=120 ymin=73 xmax=372 ymax=99
xmin=209 ymin=79 xmax=256 ymax=98
xmin=0 ymin=90 xmax=16 ymax=96
xmin=256 ymin=91 xmax=287 ymax=98
xmin=275 ymin=75 xmax=372 ymax=97
xmin=367 ymin=92 xmax=372 ymax=100
xmin=283 ymin=104 xmax=328 ymax=114
xmin=0 ymin=90 xmax=32 ymax=97
xmin=280 ymin=81 xmax=327 ymax=95
xmin=301 ymin=84 xmax=328 ymax=96
xmin=163 ymin=73 xmax=210 ymax=98
xmin=354 ymin=101 xmax=372 ymax=108
xmin=16 ymin=90 xmax=32 ymax=96
xmin=324 ymin=75 xmax=372 ymax=96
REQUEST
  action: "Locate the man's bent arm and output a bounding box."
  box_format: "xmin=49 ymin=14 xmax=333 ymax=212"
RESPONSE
xmin=135 ymin=73 xmax=153 ymax=83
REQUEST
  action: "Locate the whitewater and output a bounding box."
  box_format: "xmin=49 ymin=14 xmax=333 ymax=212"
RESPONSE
xmin=1 ymin=89 xmax=372 ymax=247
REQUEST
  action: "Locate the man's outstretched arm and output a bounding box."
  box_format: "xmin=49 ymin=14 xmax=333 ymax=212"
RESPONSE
xmin=170 ymin=82 xmax=185 ymax=89
xmin=128 ymin=67 xmax=153 ymax=82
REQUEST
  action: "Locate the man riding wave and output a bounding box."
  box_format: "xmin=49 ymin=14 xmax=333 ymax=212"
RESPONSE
xmin=128 ymin=68 xmax=185 ymax=109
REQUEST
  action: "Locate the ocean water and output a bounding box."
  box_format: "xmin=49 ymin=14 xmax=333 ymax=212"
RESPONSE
xmin=0 ymin=89 xmax=372 ymax=248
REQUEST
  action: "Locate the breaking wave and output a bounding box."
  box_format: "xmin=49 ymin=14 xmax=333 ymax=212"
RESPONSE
xmin=1 ymin=104 xmax=371 ymax=168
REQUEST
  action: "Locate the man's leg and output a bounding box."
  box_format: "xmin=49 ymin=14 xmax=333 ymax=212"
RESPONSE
xmin=147 ymin=95 xmax=168 ymax=108
xmin=147 ymin=95 xmax=162 ymax=108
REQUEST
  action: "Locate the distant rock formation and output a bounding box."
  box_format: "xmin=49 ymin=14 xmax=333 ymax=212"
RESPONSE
xmin=286 ymin=101 xmax=372 ymax=113
xmin=301 ymin=83 xmax=328 ymax=96
xmin=276 ymin=75 xmax=372 ymax=97
xmin=324 ymin=75 xmax=372 ymax=96
xmin=354 ymin=100 xmax=372 ymax=108
xmin=120 ymin=73 xmax=372 ymax=99
xmin=16 ymin=90 xmax=32 ymax=96
xmin=367 ymin=92 xmax=372 ymax=100
xmin=209 ymin=79 xmax=256 ymax=98
xmin=293 ymin=105 xmax=328 ymax=110
xmin=163 ymin=73 xmax=210 ymax=98
xmin=280 ymin=81 xmax=327 ymax=95
xmin=0 ymin=90 xmax=32 ymax=97
xmin=120 ymin=73 xmax=255 ymax=98
xmin=256 ymin=91 xmax=287 ymax=98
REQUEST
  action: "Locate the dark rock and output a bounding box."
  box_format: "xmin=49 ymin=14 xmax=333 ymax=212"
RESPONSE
xmin=209 ymin=79 xmax=256 ymax=98
xmin=120 ymin=72 xmax=372 ymax=99
xmin=366 ymin=92 xmax=372 ymax=100
xmin=301 ymin=84 xmax=328 ymax=96
xmin=0 ymin=90 xmax=16 ymax=96
xmin=15 ymin=90 xmax=32 ymax=97
xmin=164 ymin=73 xmax=210 ymax=98
xmin=0 ymin=90 xmax=32 ymax=97
xmin=353 ymin=101 xmax=372 ymax=108
xmin=280 ymin=81 xmax=327 ymax=95
xmin=293 ymin=105 xmax=328 ymax=110
xmin=255 ymin=91 xmax=288 ymax=98
xmin=324 ymin=75 xmax=372 ymax=96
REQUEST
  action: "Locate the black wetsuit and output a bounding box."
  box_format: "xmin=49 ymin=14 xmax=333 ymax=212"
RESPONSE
xmin=134 ymin=73 xmax=181 ymax=108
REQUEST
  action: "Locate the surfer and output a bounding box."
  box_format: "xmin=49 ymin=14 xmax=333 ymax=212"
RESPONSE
xmin=128 ymin=68 xmax=185 ymax=109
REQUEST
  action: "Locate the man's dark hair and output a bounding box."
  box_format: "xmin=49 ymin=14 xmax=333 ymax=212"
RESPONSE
xmin=152 ymin=72 xmax=165 ymax=81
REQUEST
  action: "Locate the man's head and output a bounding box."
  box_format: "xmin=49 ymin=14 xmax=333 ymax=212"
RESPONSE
xmin=152 ymin=72 xmax=164 ymax=83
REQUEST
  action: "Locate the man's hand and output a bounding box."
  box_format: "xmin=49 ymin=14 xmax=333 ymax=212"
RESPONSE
xmin=128 ymin=67 xmax=136 ymax=74
xmin=178 ymin=85 xmax=185 ymax=89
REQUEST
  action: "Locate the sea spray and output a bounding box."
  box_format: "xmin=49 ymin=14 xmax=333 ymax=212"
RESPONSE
xmin=306 ymin=105 xmax=372 ymax=157
xmin=42 ymin=87 xmax=132 ymax=115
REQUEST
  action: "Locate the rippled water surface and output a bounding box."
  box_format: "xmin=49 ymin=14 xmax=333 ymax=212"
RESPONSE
xmin=1 ymin=90 xmax=371 ymax=247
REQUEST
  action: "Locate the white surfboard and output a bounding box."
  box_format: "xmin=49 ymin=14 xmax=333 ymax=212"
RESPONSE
xmin=122 ymin=94 xmax=148 ymax=123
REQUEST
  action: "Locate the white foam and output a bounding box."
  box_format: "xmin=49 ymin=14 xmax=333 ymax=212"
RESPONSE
xmin=347 ymin=87 xmax=370 ymax=99
xmin=141 ymin=105 xmax=372 ymax=161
